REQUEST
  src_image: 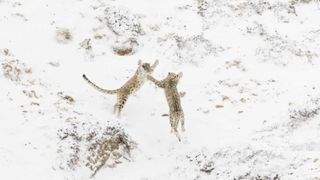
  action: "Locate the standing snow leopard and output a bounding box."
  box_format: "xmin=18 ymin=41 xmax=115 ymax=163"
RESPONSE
xmin=83 ymin=60 xmax=159 ymax=117
xmin=147 ymin=72 xmax=185 ymax=141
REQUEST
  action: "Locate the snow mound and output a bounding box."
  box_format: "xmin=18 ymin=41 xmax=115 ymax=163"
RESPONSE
xmin=57 ymin=119 xmax=136 ymax=177
xmin=104 ymin=5 xmax=144 ymax=37
xmin=288 ymin=96 xmax=320 ymax=129
xmin=157 ymin=34 xmax=223 ymax=65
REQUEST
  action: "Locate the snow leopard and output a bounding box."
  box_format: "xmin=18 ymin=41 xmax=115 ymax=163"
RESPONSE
xmin=147 ymin=72 xmax=185 ymax=141
xmin=83 ymin=60 xmax=159 ymax=117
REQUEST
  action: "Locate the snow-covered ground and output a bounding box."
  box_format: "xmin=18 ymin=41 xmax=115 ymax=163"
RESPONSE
xmin=1 ymin=0 xmax=320 ymax=179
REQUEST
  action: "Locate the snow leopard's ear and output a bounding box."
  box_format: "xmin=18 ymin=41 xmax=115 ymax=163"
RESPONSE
xmin=138 ymin=60 xmax=142 ymax=65
xmin=178 ymin=72 xmax=183 ymax=78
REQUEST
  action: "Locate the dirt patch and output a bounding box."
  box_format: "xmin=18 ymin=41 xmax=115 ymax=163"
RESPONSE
xmin=112 ymin=37 xmax=139 ymax=56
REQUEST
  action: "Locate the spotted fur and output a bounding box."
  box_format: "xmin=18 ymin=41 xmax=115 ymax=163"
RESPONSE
xmin=83 ymin=60 xmax=159 ymax=117
xmin=148 ymin=72 xmax=185 ymax=141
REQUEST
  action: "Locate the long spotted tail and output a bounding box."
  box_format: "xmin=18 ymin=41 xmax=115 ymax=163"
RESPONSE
xmin=82 ymin=74 xmax=118 ymax=94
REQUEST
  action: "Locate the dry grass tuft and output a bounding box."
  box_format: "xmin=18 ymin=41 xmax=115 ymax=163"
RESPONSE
xmin=56 ymin=28 xmax=73 ymax=44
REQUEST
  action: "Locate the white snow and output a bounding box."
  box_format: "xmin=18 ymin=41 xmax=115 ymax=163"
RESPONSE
xmin=1 ymin=0 xmax=320 ymax=179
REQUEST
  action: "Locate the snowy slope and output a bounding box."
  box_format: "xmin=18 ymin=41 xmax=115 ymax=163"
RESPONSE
xmin=1 ymin=0 xmax=320 ymax=179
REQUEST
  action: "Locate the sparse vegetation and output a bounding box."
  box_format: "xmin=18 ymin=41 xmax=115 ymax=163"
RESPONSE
xmin=158 ymin=34 xmax=222 ymax=65
xmin=113 ymin=47 xmax=133 ymax=56
xmin=288 ymin=98 xmax=320 ymax=129
xmin=112 ymin=38 xmax=138 ymax=56
xmin=186 ymin=153 xmax=215 ymax=175
xmin=1 ymin=57 xmax=32 ymax=83
xmin=57 ymin=120 xmax=135 ymax=177
xmin=291 ymin=0 xmax=314 ymax=5
xmin=56 ymin=28 xmax=73 ymax=43
xmin=234 ymin=174 xmax=280 ymax=180
xmin=57 ymin=92 xmax=75 ymax=104
xmin=104 ymin=6 xmax=144 ymax=37
xmin=197 ymin=0 xmax=209 ymax=17
xmin=80 ymin=38 xmax=92 ymax=50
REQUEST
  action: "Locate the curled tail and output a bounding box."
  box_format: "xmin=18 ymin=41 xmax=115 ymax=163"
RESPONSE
xmin=82 ymin=74 xmax=118 ymax=94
